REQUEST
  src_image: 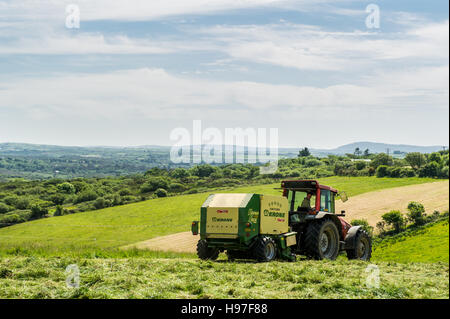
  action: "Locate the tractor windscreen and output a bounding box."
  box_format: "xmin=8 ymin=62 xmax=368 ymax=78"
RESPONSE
xmin=288 ymin=191 xmax=315 ymax=212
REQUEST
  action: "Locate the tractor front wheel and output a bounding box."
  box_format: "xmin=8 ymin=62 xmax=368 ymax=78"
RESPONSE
xmin=252 ymin=236 xmax=277 ymax=262
xmin=197 ymin=239 xmax=219 ymax=260
xmin=346 ymin=230 xmax=372 ymax=261
xmin=304 ymin=219 xmax=340 ymax=260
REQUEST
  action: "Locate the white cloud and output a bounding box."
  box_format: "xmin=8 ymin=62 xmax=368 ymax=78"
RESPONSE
xmin=201 ymin=20 xmax=449 ymax=71
xmin=0 ymin=33 xmax=175 ymax=54
xmin=0 ymin=66 xmax=447 ymax=122
xmin=0 ymin=0 xmax=296 ymax=22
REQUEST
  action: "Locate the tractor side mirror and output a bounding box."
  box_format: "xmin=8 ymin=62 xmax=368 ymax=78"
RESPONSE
xmin=339 ymin=191 xmax=348 ymax=202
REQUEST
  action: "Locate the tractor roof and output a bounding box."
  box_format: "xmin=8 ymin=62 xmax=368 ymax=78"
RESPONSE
xmin=281 ymin=179 xmax=338 ymax=193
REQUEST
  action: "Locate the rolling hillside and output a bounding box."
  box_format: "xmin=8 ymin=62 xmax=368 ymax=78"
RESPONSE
xmin=0 ymin=177 xmax=444 ymax=254
xmin=372 ymin=219 xmax=449 ymax=263
xmin=0 ymin=176 xmax=448 ymax=300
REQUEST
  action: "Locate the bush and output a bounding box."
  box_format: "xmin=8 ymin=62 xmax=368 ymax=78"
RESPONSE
xmin=387 ymin=167 xmax=401 ymax=178
xmin=376 ymin=165 xmax=389 ymax=178
xmin=53 ymin=205 xmax=64 ymax=216
xmin=93 ymin=197 xmax=112 ymax=209
xmin=400 ymin=168 xmax=416 ymax=178
xmin=112 ymin=194 xmax=122 ymax=206
xmin=0 ymin=203 xmax=11 ymax=214
xmin=355 ymin=161 xmax=366 ymax=170
xmin=350 ymin=219 xmax=374 ymax=236
xmin=428 ymin=152 xmax=442 ymax=164
xmin=170 ymin=168 xmax=190 ymax=179
xmin=121 ymin=195 xmax=137 ymax=203
xmin=418 ymin=162 xmax=440 ymax=178
xmin=382 ymin=210 xmax=405 ymax=233
xmin=190 ymin=165 xmax=216 ymax=178
xmin=75 ymin=190 xmax=98 ymax=203
xmin=0 ymin=213 xmax=26 ymax=226
xmin=57 ymin=182 xmax=76 ymax=194
xmin=50 ymin=194 xmax=66 ymax=205
xmin=371 ymin=153 xmax=393 ymax=168
xmin=30 ymin=204 xmax=48 ymax=219
xmin=119 ymin=188 xmax=132 ymax=196
xmin=304 ymin=159 xmax=322 ymax=167
xmin=3 ymin=195 xmax=19 ymax=207
xmin=144 ymin=167 xmax=168 ymax=177
xmin=407 ymin=202 xmax=427 ymax=226
xmin=14 ymin=197 xmax=31 ymax=210
xmin=140 ymin=177 xmax=169 ymax=193
xmin=169 ymin=183 xmax=186 ymax=192
xmin=155 ymin=188 xmax=168 ymax=198
xmin=405 ymin=152 xmax=427 ymax=170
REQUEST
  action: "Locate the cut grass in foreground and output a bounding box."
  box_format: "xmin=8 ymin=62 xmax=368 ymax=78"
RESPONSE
xmin=0 ymin=257 xmax=447 ymax=299
xmin=0 ymin=177 xmax=440 ymax=255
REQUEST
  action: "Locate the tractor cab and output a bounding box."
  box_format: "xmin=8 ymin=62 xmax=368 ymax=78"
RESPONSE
xmin=278 ymin=180 xmax=371 ymax=261
xmin=281 ymin=180 xmax=340 ymax=215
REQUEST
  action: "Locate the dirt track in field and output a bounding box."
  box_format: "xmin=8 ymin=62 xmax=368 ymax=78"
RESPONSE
xmin=127 ymin=231 xmax=200 ymax=253
xmin=126 ymin=181 xmax=449 ymax=253
xmin=335 ymin=181 xmax=449 ymax=227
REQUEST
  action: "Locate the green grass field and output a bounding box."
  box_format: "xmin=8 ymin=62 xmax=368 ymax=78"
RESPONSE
xmin=372 ymin=220 xmax=449 ymax=263
xmin=0 ymin=177 xmax=438 ymax=255
xmin=0 ymin=176 xmax=448 ymax=299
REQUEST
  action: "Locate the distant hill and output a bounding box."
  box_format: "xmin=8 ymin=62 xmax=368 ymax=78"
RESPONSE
xmin=310 ymin=142 xmax=446 ymax=156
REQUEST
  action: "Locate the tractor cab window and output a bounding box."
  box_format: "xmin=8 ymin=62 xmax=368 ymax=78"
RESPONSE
xmin=320 ymin=190 xmax=334 ymax=213
xmin=288 ymin=190 xmax=315 ymax=212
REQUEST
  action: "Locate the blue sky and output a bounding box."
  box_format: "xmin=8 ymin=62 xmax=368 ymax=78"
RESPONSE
xmin=0 ymin=0 xmax=448 ymax=148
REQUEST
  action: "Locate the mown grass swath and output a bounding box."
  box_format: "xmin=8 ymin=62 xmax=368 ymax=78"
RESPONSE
xmin=0 ymin=257 xmax=447 ymax=299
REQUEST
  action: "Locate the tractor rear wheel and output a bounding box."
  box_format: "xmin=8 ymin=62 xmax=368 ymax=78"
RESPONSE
xmin=304 ymin=219 xmax=340 ymax=260
xmin=252 ymin=236 xmax=277 ymax=262
xmin=346 ymin=230 xmax=372 ymax=261
xmin=196 ymin=239 xmax=219 ymax=260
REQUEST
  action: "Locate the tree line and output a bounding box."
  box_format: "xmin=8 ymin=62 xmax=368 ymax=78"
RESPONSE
xmin=0 ymin=149 xmax=448 ymax=228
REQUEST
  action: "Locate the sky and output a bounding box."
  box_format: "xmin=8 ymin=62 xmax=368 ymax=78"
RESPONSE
xmin=0 ymin=0 xmax=448 ymax=149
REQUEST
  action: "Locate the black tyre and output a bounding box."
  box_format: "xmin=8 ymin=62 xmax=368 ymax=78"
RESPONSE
xmin=196 ymin=239 xmax=219 ymax=260
xmin=304 ymin=219 xmax=340 ymax=260
xmin=252 ymin=236 xmax=277 ymax=262
xmin=346 ymin=230 xmax=372 ymax=261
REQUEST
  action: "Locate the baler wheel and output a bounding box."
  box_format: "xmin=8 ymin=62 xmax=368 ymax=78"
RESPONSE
xmin=346 ymin=230 xmax=372 ymax=261
xmin=196 ymin=239 xmax=219 ymax=260
xmin=252 ymin=236 xmax=277 ymax=262
xmin=304 ymin=219 xmax=340 ymax=260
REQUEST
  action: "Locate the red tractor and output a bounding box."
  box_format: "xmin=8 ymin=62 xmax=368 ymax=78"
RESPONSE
xmin=282 ymin=179 xmax=372 ymax=260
